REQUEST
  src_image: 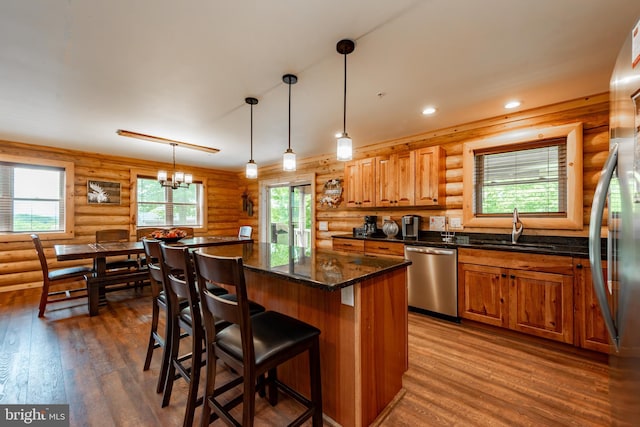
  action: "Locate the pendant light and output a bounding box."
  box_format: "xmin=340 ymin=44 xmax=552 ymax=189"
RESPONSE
xmin=282 ymin=74 xmax=297 ymax=171
xmin=336 ymin=39 xmax=355 ymax=161
xmin=245 ymin=97 xmax=258 ymax=179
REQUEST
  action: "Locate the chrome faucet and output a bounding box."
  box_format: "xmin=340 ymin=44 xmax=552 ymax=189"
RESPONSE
xmin=512 ymin=207 xmax=524 ymax=244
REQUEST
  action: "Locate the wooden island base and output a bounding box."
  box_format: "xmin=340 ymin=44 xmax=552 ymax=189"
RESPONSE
xmin=244 ymin=267 xmax=408 ymax=427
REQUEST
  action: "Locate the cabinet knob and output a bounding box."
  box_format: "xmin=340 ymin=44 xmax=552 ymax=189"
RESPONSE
xmin=510 ymin=275 xmax=515 ymax=279
xmin=433 ymin=198 xmax=438 ymax=202
xmin=501 ymin=273 xmax=507 ymax=278
xmin=576 ymin=263 xmax=583 ymax=269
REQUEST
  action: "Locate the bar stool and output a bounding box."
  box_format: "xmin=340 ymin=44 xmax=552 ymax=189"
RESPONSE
xmin=31 ymin=234 xmax=94 ymax=317
xmin=160 ymin=244 xmax=265 ymax=427
xmin=192 ymin=251 xmax=323 ymax=427
xmin=141 ymin=238 xmax=188 ymax=394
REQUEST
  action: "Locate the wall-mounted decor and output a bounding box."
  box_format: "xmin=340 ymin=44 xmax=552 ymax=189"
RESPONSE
xmin=320 ymin=179 xmax=343 ymax=208
xmin=87 ymin=180 xmax=121 ymax=205
xmin=241 ymin=190 xmax=254 ymax=216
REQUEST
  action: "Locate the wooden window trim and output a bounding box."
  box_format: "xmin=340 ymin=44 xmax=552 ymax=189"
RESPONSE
xmin=0 ymin=154 xmax=75 ymax=242
xmin=462 ymin=122 xmax=583 ymax=230
xmin=129 ymin=168 xmax=208 ymax=235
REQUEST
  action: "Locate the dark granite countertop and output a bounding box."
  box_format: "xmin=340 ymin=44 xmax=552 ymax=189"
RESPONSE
xmin=333 ymin=231 xmax=601 ymax=258
xmin=196 ymin=242 xmax=411 ymax=291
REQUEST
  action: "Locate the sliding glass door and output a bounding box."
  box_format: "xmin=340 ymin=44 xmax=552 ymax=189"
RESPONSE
xmin=267 ymin=183 xmax=312 ymax=248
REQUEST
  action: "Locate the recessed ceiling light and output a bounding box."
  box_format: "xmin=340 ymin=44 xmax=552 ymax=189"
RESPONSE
xmin=504 ymin=100 xmax=521 ymax=109
xmin=422 ymin=106 xmax=437 ymax=115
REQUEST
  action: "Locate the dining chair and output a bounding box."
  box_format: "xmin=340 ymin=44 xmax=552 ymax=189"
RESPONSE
xmin=31 ymin=234 xmax=94 ymax=317
xmin=192 ymin=251 xmax=323 ymax=427
xmin=136 ymin=227 xmax=157 ymax=241
xmin=238 ymin=225 xmax=252 ymax=239
xmin=95 ymin=229 xmax=140 ymax=271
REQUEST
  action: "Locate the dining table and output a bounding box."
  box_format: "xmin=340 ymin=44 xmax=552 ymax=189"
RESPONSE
xmin=54 ymin=236 xmax=253 ymax=315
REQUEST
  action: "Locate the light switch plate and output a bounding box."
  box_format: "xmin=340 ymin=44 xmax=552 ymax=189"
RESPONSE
xmin=319 ymin=221 xmax=329 ymax=231
xmin=429 ymin=216 xmax=446 ymax=231
xmin=449 ymin=217 xmax=463 ymax=229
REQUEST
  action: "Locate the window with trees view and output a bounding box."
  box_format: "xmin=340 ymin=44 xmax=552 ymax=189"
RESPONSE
xmin=136 ymin=177 xmax=202 ymax=227
xmin=0 ymin=162 xmax=66 ymax=233
xmin=474 ymin=139 xmax=567 ymax=216
xmin=462 ymin=122 xmax=583 ymax=230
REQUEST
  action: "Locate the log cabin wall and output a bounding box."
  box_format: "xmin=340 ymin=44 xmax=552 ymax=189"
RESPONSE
xmin=0 ymin=140 xmax=244 ymax=292
xmin=250 ymin=93 xmax=610 ymax=250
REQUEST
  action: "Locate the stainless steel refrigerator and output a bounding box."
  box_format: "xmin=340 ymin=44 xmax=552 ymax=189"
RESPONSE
xmin=589 ymin=16 xmax=640 ymax=426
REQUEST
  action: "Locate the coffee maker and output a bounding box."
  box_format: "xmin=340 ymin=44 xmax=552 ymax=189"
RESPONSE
xmin=402 ymin=215 xmax=420 ymax=239
xmin=364 ymin=215 xmax=378 ymax=236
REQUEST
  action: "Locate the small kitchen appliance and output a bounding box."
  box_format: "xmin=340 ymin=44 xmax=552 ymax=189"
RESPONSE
xmin=402 ymin=215 xmax=420 ymax=239
xmin=364 ymin=215 xmax=378 ymax=236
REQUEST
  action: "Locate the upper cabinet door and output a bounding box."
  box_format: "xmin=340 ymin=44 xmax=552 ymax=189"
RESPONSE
xmin=415 ymin=146 xmax=444 ymax=206
xmin=344 ymin=158 xmax=376 ymax=208
xmin=394 ymin=151 xmax=415 ymax=206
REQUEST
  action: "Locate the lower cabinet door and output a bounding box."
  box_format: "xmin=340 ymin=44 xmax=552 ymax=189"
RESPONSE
xmin=458 ymin=263 xmax=509 ymax=327
xmin=508 ymin=270 xmax=574 ymax=344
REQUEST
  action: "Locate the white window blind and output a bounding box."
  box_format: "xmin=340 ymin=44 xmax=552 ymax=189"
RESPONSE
xmin=474 ymin=138 xmax=567 ymax=216
xmin=0 ymin=163 xmax=65 ymax=232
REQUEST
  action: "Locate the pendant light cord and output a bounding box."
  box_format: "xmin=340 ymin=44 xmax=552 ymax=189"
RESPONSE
xmin=343 ymin=53 xmax=347 ymax=134
xmin=288 ymin=81 xmax=292 ymax=150
xmin=171 ymin=143 xmax=176 ymax=175
xmin=250 ymin=104 xmax=254 ymax=161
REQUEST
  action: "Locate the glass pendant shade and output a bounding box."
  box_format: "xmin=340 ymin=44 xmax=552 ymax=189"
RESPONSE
xmin=184 ymin=174 xmax=193 ymax=184
xmin=337 ymin=133 xmax=353 ymax=161
xmin=283 ymin=148 xmax=296 ymax=171
xmin=246 ymin=160 xmax=258 ymax=179
xmin=157 ymin=170 xmax=168 ymax=182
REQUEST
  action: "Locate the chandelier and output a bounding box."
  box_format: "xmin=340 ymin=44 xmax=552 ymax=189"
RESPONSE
xmin=157 ymin=143 xmax=192 ymax=189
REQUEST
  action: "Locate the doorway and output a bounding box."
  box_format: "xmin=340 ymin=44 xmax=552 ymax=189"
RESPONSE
xmin=266 ymin=183 xmax=312 ymax=248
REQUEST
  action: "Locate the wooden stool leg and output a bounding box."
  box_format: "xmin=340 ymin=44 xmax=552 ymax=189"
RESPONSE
xmin=182 ymin=333 xmax=203 ymax=427
xmin=143 ymin=299 xmax=160 ymax=371
xmin=157 ymin=311 xmax=173 ymax=394
xmin=310 ymin=338 xmax=323 ymax=427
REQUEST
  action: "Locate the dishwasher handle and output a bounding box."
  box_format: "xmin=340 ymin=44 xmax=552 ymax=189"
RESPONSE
xmin=405 ymin=246 xmax=456 ymax=256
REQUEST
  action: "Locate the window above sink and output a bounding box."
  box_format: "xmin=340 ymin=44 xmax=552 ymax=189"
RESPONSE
xmin=462 ymin=122 xmax=584 ymax=231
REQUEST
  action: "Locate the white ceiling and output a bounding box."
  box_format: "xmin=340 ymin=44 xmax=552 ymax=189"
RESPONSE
xmin=1 ymin=1 xmax=640 ymax=171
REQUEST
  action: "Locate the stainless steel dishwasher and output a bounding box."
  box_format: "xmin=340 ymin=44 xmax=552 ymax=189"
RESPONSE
xmin=404 ymin=245 xmax=458 ymax=320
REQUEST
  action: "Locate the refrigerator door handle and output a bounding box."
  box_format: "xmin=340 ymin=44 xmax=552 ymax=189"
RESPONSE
xmin=589 ymin=143 xmax=619 ymax=351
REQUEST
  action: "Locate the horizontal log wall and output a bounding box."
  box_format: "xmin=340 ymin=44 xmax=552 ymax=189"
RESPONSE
xmin=0 ymin=141 xmax=244 ymax=292
xmin=251 ymin=93 xmax=610 ymax=250
xmin=1 ymin=93 xmax=610 ymax=293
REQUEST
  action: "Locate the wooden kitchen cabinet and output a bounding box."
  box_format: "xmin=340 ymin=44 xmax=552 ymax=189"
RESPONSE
xmin=333 ymin=238 xmax=404 ymax=257
xmin=458 ymin=248 xmax=574 ymax=344
xmin=375 ymin=151 xmax=415 ymax=207
xmin=344 ymin=158 xmax=376 ymax=208
xmin=332 ymin=238 xmax=365 ymax=253
xmin=574 ymin=259 xmax=611 ymax=353
xmin=508 ymin=269 xmax=574 ymax=344
xmin=363 ymin=240 xmax=405 ymax=256
xmin=415 ymin=146 xmax=445 ymax=206
xmin=458 ymin=263 xmax=509 ymax=327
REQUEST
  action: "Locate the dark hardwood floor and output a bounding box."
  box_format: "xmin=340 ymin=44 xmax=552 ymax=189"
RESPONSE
xmin=0 ymin=288 xmax=610 ymax=426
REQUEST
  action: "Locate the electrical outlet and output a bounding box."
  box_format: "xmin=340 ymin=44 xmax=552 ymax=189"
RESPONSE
xmin=318 ymin=221 xmax=329 ymax=231
xmin=382 ymin=215 xmax=390 ymax=221
xmin=449 ymin=217 xmax=462 ymax=229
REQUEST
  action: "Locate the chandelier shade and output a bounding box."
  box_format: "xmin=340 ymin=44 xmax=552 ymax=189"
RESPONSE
xmin=158 ymin=143 xmax=192 ymax=189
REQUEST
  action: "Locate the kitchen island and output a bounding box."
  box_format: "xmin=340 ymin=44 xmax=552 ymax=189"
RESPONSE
xmin=197 ymin=243 xmax=410 ymax=427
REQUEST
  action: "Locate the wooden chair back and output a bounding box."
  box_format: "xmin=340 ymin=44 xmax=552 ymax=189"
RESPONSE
xmin=193 ymin=252 xmax=253 ymax=359
xmin=31 ymin=234 xmax=50 ymax=279
xmin=142 ymin=238 xmax=163 ymax=297
xmin=96 ymin=229 xmax=130 ymax=243
xmin=160 ymin=244 xmax=199 ymax=310
xmin=136 ymin=227 xmax=157 ymax=241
